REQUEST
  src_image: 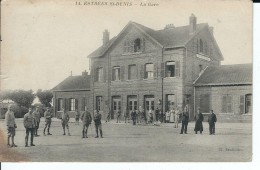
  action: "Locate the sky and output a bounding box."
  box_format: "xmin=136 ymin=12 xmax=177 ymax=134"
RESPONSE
xmin=0 ymin=0 xmax=252 ymax=91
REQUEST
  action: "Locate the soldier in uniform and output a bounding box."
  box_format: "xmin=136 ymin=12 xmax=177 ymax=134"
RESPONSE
xmin=75 ymin=109 xmax=80 ymax=125
xmin=61 ymin=108 xmax=71 ymax=136
xmin=81 ymin=107 xmax=92 ymax=138
xmin=24 ymin=107 xmax=36 ymax=147
xmin=94 ymin=110 xmax=103 ymax=138
xmin=180 ymin=110 xmax=189 ymax=134
xmin=116 ymin=108 xmax=121 ymax=123
xmin=43 ymin=107 xmax=52 ymax=136
xmin=208 ymin=110 xmax=217 ymax=135
xmin=33 ymin=106 xmax=41 ymax=137
xmin=5 ymin=104 xmax=17 ymax=147
xmin=131 ymin=110 xmax=137 ymax=125
xmin=194 ymin=108 xmax=204 ymax=134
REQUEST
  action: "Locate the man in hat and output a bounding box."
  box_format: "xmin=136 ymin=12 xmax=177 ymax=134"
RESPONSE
xmin=24 ymin=107 xmax=36 ymax=147
xmin=194 ymin=107 xmax=204 ymax=134
xmin=60 ymin=108 xmax=71 ymax=136
xmin=33 ymin=106 xmax=41 ymax=137
xmin=81 ymin=106 xmax=92 ymax=138
xmin=5 ymin=104 xmax=17 ymax=147
xmin=94 ymin=110 xmax=103 ymax=138
xmin=180 ymin=109 xmax=189 ymax=134
xmin=43 ymin=107 xmax=52 ymax=136
xmin=208 ymin=110 xmax=217 ymax=135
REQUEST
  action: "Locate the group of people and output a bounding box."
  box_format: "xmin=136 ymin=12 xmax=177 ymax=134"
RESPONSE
xmin=4 ymin=104 xmax=103 ymax=148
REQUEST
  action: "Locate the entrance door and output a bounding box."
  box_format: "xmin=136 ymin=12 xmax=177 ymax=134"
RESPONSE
xmin=112 ymin=96 xmax=121 ymax=119
xmin=128 ymin=96 xmax=137 ymax=112
xmin=144 ymin=96 xmax=155 ymax=120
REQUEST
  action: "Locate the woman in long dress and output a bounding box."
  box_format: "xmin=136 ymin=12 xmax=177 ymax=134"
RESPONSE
xmin=194 ymin=108 xmax=204 ymax=134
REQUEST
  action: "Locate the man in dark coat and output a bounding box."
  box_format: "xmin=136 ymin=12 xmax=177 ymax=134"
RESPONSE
xmin=131 ymin=110 xmax=137 ymax=125
xmin=208 ymin=110 xmax=217 ymax=135
xmin=43 ymin=107 xmax=52 ymax=136
xmin=94 ymin=110 xmax=103 ymax=138
xmin=81 ymin=107 xmax=92 ymax=138
xmin=180 ymin=111 xmax=189 ymax=134
xmin=24 ymin=108 xmax=36 ymax=147
xmin=194 ymin=108 xmax=204 ymax=134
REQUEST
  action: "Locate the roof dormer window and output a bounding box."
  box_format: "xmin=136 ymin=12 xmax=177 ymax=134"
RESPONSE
xmin=134 ymin=38 xmax=141 ymax=52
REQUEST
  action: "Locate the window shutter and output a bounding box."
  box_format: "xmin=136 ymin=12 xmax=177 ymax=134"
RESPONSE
xmin=55 ymin=98 xmax=58 ymax=115
xmin=112 ymin=68 xmax=115 ymax=81
xmin=141 ymin=38 xmax=145 ymax=52
xmin=239 ymin=95 xmax=245 ymax=114
xmin=120 ymin=66 xmax=124 ymax=81
xmin=175 ymin=61 xmax=180 ymax=77
xmin=154 ymin=63 xmax=157 ymax=79
xmin=139 ymin=64 xmax=144 ymax=80
xmin=75 ymin=99 xmax=78 ymax=111
xmin=94 ymin=68 xmax=98 ymax=82
xmin=222 ymin=96 xmax=226 ymax=113
xmin=161 ymin=62 xmax=165 ymax=78
xmin=103 ymin=67 xmax=106 ymax=82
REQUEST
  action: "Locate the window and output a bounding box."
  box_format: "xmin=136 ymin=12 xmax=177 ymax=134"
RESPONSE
xmin=134 ymin=38 xmax=141 ymax=52
xmin=97 ymin=67 xmax=103 ymax=82
xmin=199 ymin=94 xmax=210 ymax=113
xmin=112 ymin=66 xmax=120 ymax=81
xmin=96 ymin=96 xmax=103 ymax=111
xmin=128 ymin=64 xmax=137 ymax=80
xmin=58 ymin=98 xmax=63 ymax=111
xmin=69 ymin=98 xmax=76 ymax=111
xmin=124 ymin=40 xmax=133 ymax=53
xmin=222 ymin=95 xmax=232 ymax=113
xmin=166 ymin=61 xmax=176 ymax=77
xmin=199 ymin=39 xmax=204 ymax=53
xmin=145 ymin=63 xmax=154 ymax=79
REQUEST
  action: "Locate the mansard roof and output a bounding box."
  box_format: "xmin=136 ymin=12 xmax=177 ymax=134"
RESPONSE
xmin=194 ymin=64 xmax=252 ymax=86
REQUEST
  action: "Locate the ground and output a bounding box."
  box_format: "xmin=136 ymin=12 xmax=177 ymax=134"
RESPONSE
xmin=0 ymin=118 xmax=252 ymax=162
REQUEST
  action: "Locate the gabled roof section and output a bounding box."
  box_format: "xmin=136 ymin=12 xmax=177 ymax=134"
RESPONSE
xmin=194 ymin=64 xmax=252 ymax=86
xmin=52 ymin=75 xmax=91 ymax=92
xmin=87 ymin=21 xmax=208 ymax=58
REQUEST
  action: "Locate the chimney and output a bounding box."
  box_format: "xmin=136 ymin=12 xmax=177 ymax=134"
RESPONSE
xmin=82 ymin=70 xmax=88 ymax=77
xmin=103 ymin=29 xmax=110 ymax=45
xmin=189 ymin=14 xmax=197 ymax=34
xmin=209 ymin=26 xmax=214 ymax=35
xmin=164 ymin=23 xmax=175 ymax=30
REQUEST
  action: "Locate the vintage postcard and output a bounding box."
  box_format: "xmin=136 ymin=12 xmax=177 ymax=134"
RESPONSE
xmin=0 ymin=0 xmax=253 ymax=164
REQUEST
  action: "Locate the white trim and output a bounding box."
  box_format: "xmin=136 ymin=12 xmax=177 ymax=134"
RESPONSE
xmin=196 ymin=54 xmax=211 ymax=61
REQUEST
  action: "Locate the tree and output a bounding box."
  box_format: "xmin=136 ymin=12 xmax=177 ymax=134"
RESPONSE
xmin=36 ymin=89 xmax=53 ymax=107
xmin=7 ymin=90 xmax=35 ymax=108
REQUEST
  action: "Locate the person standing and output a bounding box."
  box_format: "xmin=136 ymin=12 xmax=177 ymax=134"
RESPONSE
xmin=81 ymin=107 xmax=92 ymax=138
xmin=165 ymin=110 xmax=170 ymax=123
xmin=24 ymin=108 xmax=36 ymax=147
xmin=94 ymin=110 xmax=103 ymax=138
xmin=174 ymin=107 xmax=180 ymax=128
xmin=105 ymin=107 xmax=111 ymax=123
xmin=208 ymin=110 xmax=217 ymax=135
xmin=61 ymin=108 xmax=71 ymax=136
xmin=180 ymin=111 xmax=189 ymax=134
xmin=33 ymin=106 xmax=41 ymax=137
xmin=75 ymin=109 xmax=80 ymax=125
xmin=5 ymin=104 xmax=17 ymax=147
xmin=124 ymin=107 xmax=129 ymax=123
xmin=43 ymin=107 xmax=52 ymax=136
xmin=194 ymin=108 xmax=204 ymax=134
xmin=131 ymin=110 xmax=137 ymax=125
xmin=155 ymin=108 xmax=160 ymax=123
xmin=116 ymin=109 xmax=121 ymax=123
xmin=148 ymin=109 xmax=153 ymax=123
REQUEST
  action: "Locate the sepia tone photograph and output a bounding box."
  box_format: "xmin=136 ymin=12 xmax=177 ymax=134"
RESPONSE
xmin=0 ymin=0 xmax=253 ymax=163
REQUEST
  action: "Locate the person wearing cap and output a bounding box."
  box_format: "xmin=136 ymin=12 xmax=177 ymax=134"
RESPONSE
xmin=94 ymin=110 xmax=103 ymax=138
xmin=43 ymin=107 xmax=52 ymax=136
xmin=81 ymin=106 xmax=92 ymax=138
xmin=116 ymin=108 xmax=121 ymax=123
xmin=5 ymin=104 xmax=17 ymax=147
xmin=194 ymin=107 xmax=204 ymax=134
xmin=60 ymin=108 xmax=71 ymax=136
xmin=24 ymin=107 xmax=36 ymax=147
xmin=33 ymin=106 xmax=41 ymax=137
xmin=208 ymin=110 xmax=217 ymax=135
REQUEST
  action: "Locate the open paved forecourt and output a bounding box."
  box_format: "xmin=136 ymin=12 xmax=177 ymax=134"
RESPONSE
xmin=0 ymin=118 xmax=252 ymax=162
